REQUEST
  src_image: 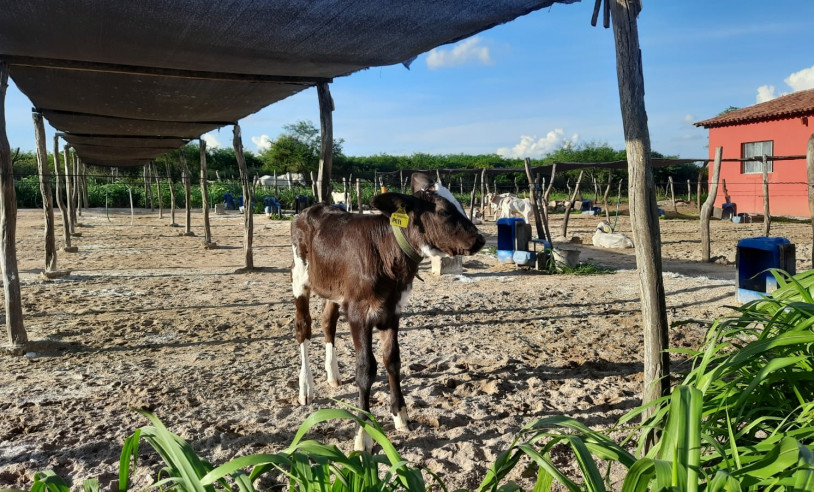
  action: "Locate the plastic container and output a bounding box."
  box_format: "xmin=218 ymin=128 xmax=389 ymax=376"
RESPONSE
xmin=496 ymin=217 xmax=529 ymax=263
xmin=736 ymin=237 xmax=796 ymax=303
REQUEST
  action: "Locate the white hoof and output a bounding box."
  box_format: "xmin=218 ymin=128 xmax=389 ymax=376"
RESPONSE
xmin=392 ymin=408 xmax=409 ymax=432
xmin=354 ymin=428 xmax=374 ymax=452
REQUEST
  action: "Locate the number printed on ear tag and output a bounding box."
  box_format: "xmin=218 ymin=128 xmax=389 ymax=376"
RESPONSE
xmin=390 ymin=207 xmax=410 ymax=228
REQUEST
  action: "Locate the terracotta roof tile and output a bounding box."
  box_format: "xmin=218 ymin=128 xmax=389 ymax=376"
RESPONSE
xmin=694 ymin=87 xmax=814 ymax=128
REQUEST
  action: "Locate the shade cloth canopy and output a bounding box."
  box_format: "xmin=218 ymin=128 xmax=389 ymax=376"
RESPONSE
xmin=1 ymin=0 xmax=579 ymax=167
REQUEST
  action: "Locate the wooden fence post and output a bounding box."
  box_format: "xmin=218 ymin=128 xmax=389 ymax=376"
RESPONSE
xmin=234 ymin=124 xmax=253 ymax=269
xmin=356 ymin=178 xmax=362 ymax=213
xmin=559 ymin=170 xmax=583 ymax=238
xmin=701 ymin=147 xmax=723 ymax=262
xmin=524 ymin=158 xmax=549 ymax=242
xmin=180 ymin=149 xmax=193 ymax=235
xmin=53 ymin=137 xmax=73 ymax=250
xmin=316 ymin=82 xmax=334 ymax=204
xmin=200 ymin=139 xmax=213 ymax=246
xmin=0 ymin=62 xmax=27 ymax=346
xmin=762 ymin=155 xmax=771 ymax=236
xmin=32 ymin=112 xmax=57 ymax=272
xmin=610 ymin=0 xmax=669 ymax=440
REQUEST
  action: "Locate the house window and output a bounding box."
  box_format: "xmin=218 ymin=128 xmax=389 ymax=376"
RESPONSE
xmin=742 ymin=140 xmax=773 ymax=174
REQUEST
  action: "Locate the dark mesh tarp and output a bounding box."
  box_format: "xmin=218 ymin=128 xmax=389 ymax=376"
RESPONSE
xmin=0 ymin=0 xmax=580 ymax=166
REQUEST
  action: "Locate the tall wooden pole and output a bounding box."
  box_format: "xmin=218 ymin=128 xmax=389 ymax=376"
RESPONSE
xmin=234 ymin=124 xmax=254 ymax=269
xmin=560 ymin=170 xmax=583 ymax=238
xmin=166 ymin=156 xmax=177 ymax=226
xmin=356 ymin=178 xmax=362 ymax=213
xmin=53 ymin=136 xmax=72 ymax=250
xmin=762 ymin=155 xmax=771 ymax=236
xmin=316 ymin=82 xmax=334 ymax=203
xmin=32 ymin=112 xmax=57 ymax=272
xmin=154 ymin=160 xmax=163 ymax=219
xmin=199 ymin=139 xmax=212 ymax=245
xmin=808 ymin=134 xmax=814 ymax=266
xmin=0 ymin=62 xmax=26 ymax=346
xmin=524 ymin=158 xmax=548 ymax=242
xmin=610 ymin=0 xmax=669 ymax=432
xmin=63 ymin=146 xmax=74 ymax=234
xmin=180 ymin=150 xmax=192 ymax=235
xmin=701 ymin=147 xmax=723 ymax=262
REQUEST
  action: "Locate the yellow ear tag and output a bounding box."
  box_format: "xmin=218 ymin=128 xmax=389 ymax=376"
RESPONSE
xmin=390 ymin=207 xmax=410 ymax=228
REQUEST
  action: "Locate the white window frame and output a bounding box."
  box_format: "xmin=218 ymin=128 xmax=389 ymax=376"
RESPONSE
xmin=742 ymin=140 xmax=773 ymax=174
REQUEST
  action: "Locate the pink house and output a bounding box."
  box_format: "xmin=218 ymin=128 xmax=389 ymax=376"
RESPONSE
xmin=694 ymin=88 xmax=814 ymax=218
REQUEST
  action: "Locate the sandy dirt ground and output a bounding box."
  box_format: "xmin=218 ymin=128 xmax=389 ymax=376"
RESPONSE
xmin=0 ymin=204 xmax=811 ymax=490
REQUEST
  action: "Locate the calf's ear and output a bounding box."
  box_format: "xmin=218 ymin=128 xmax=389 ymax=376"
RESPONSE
xmin=371 ymin=193 xmax=418 ymax=217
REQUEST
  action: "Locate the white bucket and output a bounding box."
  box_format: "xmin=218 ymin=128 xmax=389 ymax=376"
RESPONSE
xmin=552 ymin=247 xmax=580 ymax=268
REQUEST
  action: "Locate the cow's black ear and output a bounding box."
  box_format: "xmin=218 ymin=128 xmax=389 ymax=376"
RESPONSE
xmin=371 ymin=193 xmax=418 ymax=217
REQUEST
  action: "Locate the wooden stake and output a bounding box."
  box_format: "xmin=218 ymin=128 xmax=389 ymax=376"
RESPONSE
xmin=701 ymin=147 xmax=723 ymax=262
xmin=0 ymin=62 xmax=26 ymax=346
xmin=696 ymin=162 xmax=706 ymax=211
xmin=33 ymin=112 xmax=57 ymax=272
xmin=603 ymin=170 xmax=613 ymax=221
xmin=166 ymin=156 xmax=177 ymax=226
xmin=610 ymin=0 xmax=669 ymax=437
xmin=524 ymin=158 xmax=548 ymax=242
xmin=234 ymin=124 xmax=253 ymax=268
xmin=180 ymin=150 xmax=192 ymax=235
xmin=668 ymin=176 xmax=676 ymax=214
xmin=356 ymin=178 xmax=362 ymax=213
xmin=468 ymin=175 xmax=477 ymax=221
xmin=53 ymin=137 xmax=72 ymax=250
xmin=722 ymin=178 xmax=731 ymax=204
xmin=686 ymin=178 xmax=691 ymax=203
xmin=154 ymin=160 xmax=164 ymax=219
xmin=63 ymin=147 xmax=74 ymax=233
xmin=316 ymin=81 xmax=334 ymax=203
xmin=762 ymin=155 xmax=770 ymax=236
xmin=200 ymin=139 xmax=212 ymax=245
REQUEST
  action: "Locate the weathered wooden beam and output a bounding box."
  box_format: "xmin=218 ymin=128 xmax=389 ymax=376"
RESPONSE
xmin=701 ymin=148 xmax=723 ymax=263
xmin=316 ymin=82 xmax=334 ymax=203
xmin=524 ymin=157 xmax=548 ymax=242
xmin=180 ymin=149 xmax=193 ymax=236
xmin=610 ymin=0 xmax=669 ymax=439
xmin=165 ymin=156 xmax=177 ymax=227
xmin=62 ymin=146 xmax=75 ymax=234
xmin=3 ymin=55 xmax=331 ymax=85
xmin=0 ymin=61 xmax=27 ymax=347
xmin=762 ymin=155 xmax=771 ymax=236
xmin=33 ymin=112 xmax=57 ymax=272
xmin=199 ymin=139 xmax=213 ymax=246
xmin=233 ymin=124 xmax=254 ymax=269
xmin=53 ymin=136 xmax=73 ymax=251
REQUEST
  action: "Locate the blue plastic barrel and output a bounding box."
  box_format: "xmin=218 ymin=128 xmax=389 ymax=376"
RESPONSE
xmin=736 ymin=237 xmax=796 ymax=303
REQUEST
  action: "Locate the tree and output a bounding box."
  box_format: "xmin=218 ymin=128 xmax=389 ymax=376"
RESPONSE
xmin=258 ymin=120 xmax=344 ymax=175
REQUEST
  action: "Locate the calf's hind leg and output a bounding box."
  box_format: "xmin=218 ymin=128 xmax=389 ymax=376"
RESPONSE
xmin=322 ymin=300 xmax=341 ymax=387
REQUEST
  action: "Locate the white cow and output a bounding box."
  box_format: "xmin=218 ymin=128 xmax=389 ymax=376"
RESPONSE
xmin=592 ymin=221 xmax=634 ymax=249
xmin=498 ymin=196 xmax=532 ymax=223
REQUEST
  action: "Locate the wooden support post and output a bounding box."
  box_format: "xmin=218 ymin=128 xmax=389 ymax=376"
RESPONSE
xmin=808 ymin=134 xmax=814 ymax=266
xmin=316 ymin=81 xmax=334 ymax=203
xmin=234 ymin=124 xmax=253 ymax=269
xmin=356 ymin=178 xmax=362 ymax=213
xmin=81 ymin=161 xmax=89 ymax=210
xmin=73 ymin=154 xmax=82 ymax=218
xmin=524 ymin=158 xmax=549 ymax=242
xmin=701 ymin=148 xmax=722 ymax=261
xmin=166 ymin=156 xmax=177 ymax=226
xmin=154 ymin=161 xmax=163 ymax=219
xmin=373 ymin=171 xmax=378 ymax=195
xmin=686 ymin=179 xmax=691 ymax=203
xmin=762 ymin=155 xmax=771 ymax=236
xmin=559 ymin=170 xmax=583 ymax=238
xmin=722 ymin=178 xmax=731 ymax=204
xmin=180 ymin=150 xmax=192 ymax=235
xmin=0 ymin=62 xmax=27 ymax=346
xmin=610 ymin=0 xmax=669 ymax=436
xmin=33 ymin=112 xmax=57 ymax=272
xmin=468 ymin=175 xmax=477 ymax=221
xmin=400 ymin=170 xmax=404 ymax=193
xmin=668 ymin=176 xmax=676 ymax=214
xmin=480 ymin=168 xmax=486 ymax=212
xmin=273 ymin=169 xmax=278 ymax=196
xmin=53 ymin=137 xmax=72 ymax=250
xmin=697 ymin=162 xmax=706 ymax=211
xmin=62 ymin=146 xmax=75 ymax=234
xmin=603 ymin=170 xmax=613 ymax=221
xmin=199 ymin=139 xmax=213 ymax=246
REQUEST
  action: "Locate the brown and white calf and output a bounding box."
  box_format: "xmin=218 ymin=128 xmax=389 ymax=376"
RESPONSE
xmin=290 ymin=181 xmax=484 ymax=450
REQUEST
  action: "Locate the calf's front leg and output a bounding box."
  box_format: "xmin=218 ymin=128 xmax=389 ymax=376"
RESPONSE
xmin=322 ymin=300 xmax=341 ymax=387
xmin=380 ymin=324 xmax=408 ymax=431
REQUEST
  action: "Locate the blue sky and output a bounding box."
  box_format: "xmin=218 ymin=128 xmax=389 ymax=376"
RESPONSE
xmin=5 ymin=1 xmax=814 ymax=160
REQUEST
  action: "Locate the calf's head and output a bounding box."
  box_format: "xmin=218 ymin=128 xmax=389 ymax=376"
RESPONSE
xmin=373 ymin=191 xmax=485 ymax=258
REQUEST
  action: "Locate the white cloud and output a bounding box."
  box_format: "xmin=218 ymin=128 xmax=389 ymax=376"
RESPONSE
xmin=495 ymin=129 xmax=578 ymax=159
xmin=784 ymin=64 xmax=814 ymax=92
xmin=756 ymin=84 xmax=776 ymax=103
xmin=202 ymin=132 xmax=221 ymax=149
xmin=426 ymin=37 xmax=493 ymax=69
xmin=251 ymin=134 xmax=273 ymax=152
xmin=683 ymin=114 xmax=694 ymax=124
